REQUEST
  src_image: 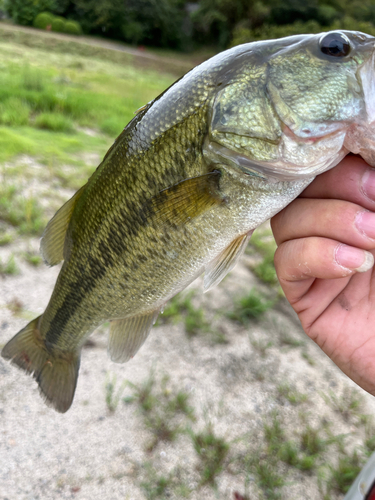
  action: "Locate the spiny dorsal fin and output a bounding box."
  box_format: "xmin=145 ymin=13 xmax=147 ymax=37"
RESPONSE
xmin=1 ymin=316 xmax=80 ymax=413
xmin=108 ymin=309 xmax=160 ymax=363
xmin=204 ymin=231 xmax=253 ymax=292
xmin=145 ymin=170 xmax=223 ymax=227
xmin=40 ymin=186 xmax=85 ymax=266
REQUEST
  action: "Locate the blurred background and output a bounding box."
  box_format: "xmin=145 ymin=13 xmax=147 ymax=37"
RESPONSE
xmin=1 ymin=0 xmax=375 ymax=52
xmin=1 ymin=1 xmax=375 ymax=500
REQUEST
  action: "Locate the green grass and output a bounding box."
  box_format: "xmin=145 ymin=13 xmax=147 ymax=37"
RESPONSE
xmin=190 ymin=425 xmax=230 ymax=485
xmin=247 ymin=227 xmax=278 ymax=285
xmin=322 ymin=386 xmax=363 ymax=421
xmin=0 ymin=254 xmax=19 ymax=275
xmin=277 ymin=383 xmax=308 ymax=405
xmin=0 ymin=183 xmax=46 ymax=236
xmin=227 ymin=288 xmax=274 ymax=324
xmin=105 ymin=373 xmax=127 ymax=413
xmin=125 ymin=372 xmax=195 ymax=451
xmin=157 ymin=291 xmax=225 ymax=342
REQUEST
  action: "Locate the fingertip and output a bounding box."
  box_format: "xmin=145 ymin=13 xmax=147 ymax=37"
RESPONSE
xmin=335 ymin=244 xmax=374 ymax=273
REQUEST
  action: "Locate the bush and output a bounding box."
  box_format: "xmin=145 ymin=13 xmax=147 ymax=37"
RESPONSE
xmin=33 ymin=12 xmax=53 ymax=30
xmin=50 ymin=16 xmax=65 ymax=33
xmin=4 ymin=0 xmax=56 ymax=26
xmin=64 ymin=20 xmax=82 ymax=36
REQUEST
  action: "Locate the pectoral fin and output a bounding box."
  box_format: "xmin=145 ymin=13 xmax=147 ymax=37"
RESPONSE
xmin=108 ymin=309 xmax=160 ymax=363
xmin=40 ymin=186 xmax=85 ymax=266
xmin=145 ymin=170 xmax=223 ymax=227
xmin=204 ymin=231 xmax=253 ymax=292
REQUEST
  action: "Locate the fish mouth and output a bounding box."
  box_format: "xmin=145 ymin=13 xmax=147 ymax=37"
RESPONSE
xmin=204 ymin=126 xmax=348 ymax=182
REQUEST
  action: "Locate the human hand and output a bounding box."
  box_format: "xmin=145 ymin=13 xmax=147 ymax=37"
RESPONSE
xmin=271 ymin=155 xmax=375 ymax=395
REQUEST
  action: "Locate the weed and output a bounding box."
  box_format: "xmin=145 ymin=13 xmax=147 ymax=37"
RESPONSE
xmin=264 ymin=412 xmax=285 ymax=454
xmin=190 ymin=424 xmax=230 ymax=485
xmin=301 ymin=350 xmax=316 ymax=366
xmin=248 ymin=227 xmax=278 ymax=285
xmin=326 ymin=450 xmax=364 ymax=494
xmin=140 ymin=463 xmax=171 ymax=500
xmin=277 ymin=383 xmax=308 ymax=405
xmin=140 ymin=463 xmax=190 ymax=500
xmin=0 ymin=232 xmax=14 ymax=245
xmin=0 ymin=255 xmax=19 ymax=275
xmin=105 ymin=373 xmax=127 ymax=413
xmin=255 ymin=460 xmax=285 ymax=499
xmin=250 ymin=337 xmax=273 ymax=358
xmin=24 ymin=251 xmax=43 ymax=267
xmin=0 ymin=184 xmax=46 ymax=236
xmin=126 ymin=372 xmax=195 ymax=451
xmin=35 ymin=112 xmax=74 ymax=132
xmin=228 ymin=288 xmax=274 ymax=324
xmin=254 ymin=255 xmax=278 ymax=284
xmin=322 ymin=386 xmax=363 ymax=421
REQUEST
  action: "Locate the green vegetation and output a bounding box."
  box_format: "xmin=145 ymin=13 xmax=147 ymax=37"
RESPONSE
xmin=277 ymin=383 xmax=308 ymax=405
xmin=105 ymin=373 xmax=127 ymax=413
xmin=247 ymin=227 xmax=278 ymax=285
xmin=322 ymin=386 xmax=363 ymax=421
xmin=0 ymin=254 xmax=19 ymax=275
xmin=190 ymin=425 xmax=230 ymax=485
xmin=157 ymin=291 xmax=226 ymax=343
xmin=125 ymin=372 xmax=195 ymax=451
xmin=228 ymin=288 xmax=274 ymax=324
xmin=5 ymin=0 xmax=375 ymax=51
xmin=0 ymin=38 xmax=173 ymax=238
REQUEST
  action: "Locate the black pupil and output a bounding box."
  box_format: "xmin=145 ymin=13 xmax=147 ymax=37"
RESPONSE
xmin=320 ymin=33 xmax=350 ymax=57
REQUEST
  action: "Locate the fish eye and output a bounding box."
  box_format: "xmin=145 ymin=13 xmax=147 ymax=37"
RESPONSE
xmin=319 ymin=32 xmax=351 ymax=57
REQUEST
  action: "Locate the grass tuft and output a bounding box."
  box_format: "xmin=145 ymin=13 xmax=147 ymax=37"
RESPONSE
xmin=34 ymin=112 xmax=74 ymax=132
xmin=228 ymin=288 xmax=274 ymax=324
xmin=190 ymin=424 xmax=230 ymax=485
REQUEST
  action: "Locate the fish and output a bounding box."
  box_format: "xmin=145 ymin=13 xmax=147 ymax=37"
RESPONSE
xmin=2 ymin=30 xmax=375 ymax=413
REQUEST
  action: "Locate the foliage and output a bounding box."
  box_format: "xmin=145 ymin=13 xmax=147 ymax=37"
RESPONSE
xmin=5 ymin=0 xmax=375 ymax=50
xmin=33 ymin=12 xmax=54 ymax=29
xmin=4 ymin=0 xmax=56 ymax=26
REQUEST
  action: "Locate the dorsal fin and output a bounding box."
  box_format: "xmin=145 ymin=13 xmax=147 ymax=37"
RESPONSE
xmin=204 ymin=231 xmax=253 ymax=292
xmin=108 ymin=309 xmax=160 ymax=363
xmin=40 ymin=186 xmax=85 ymax=266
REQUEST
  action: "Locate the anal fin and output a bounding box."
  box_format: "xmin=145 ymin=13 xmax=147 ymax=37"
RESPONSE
xmin=108 ymin=309 xmax=160 ymax=363
xmin=204 ymin=231 xmax=253 ymax=292
xmin=40 ymin=185 xmax=85 ymax=266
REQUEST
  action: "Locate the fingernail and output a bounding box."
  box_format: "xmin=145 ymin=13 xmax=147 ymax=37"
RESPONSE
xmin=362 ymin=168 xmax=375 ymax=200
xmin=355 ymin=211 xmax=375 ymax=239
xmin=335 ymin=244 xmax=374 ymax=272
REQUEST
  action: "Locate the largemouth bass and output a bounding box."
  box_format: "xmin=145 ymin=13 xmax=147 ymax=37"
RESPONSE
xmin=3 ymin=31 xmax=375 ymax=412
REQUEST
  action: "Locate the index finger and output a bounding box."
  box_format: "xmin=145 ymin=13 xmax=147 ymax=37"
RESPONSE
xmin=300 ymin=155 xmax=375 ymax=211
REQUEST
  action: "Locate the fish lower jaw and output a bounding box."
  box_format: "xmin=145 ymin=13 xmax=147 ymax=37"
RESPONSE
xmin=204 ymin=133 xmax=347 ymax=182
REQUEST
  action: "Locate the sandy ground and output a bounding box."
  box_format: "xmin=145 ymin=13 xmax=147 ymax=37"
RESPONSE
xmin=1 ymin=242 xmax=375 ymax=500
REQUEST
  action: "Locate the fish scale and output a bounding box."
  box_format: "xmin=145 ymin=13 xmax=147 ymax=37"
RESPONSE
xmin=3 ymin=30 xmax=375 ymax=412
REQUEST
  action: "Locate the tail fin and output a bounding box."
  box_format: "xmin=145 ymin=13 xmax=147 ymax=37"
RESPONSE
xmin=1 ymin=316 xmax=80 ymax=413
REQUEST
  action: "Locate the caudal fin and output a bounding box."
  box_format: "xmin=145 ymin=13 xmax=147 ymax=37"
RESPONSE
xmin=1 ymin=316 xmax=80 ymax=413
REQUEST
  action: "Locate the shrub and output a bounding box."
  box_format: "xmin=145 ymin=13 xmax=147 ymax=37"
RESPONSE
xmin=4 ymin=0 xmax=56 ymax=26
xmin=64 ymin=20 xmax=82 ymax=36
xmin=51 ymin=16 xmax=65 ymax=33
xmin=33 ymin=11 xmax=53 ymax=30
